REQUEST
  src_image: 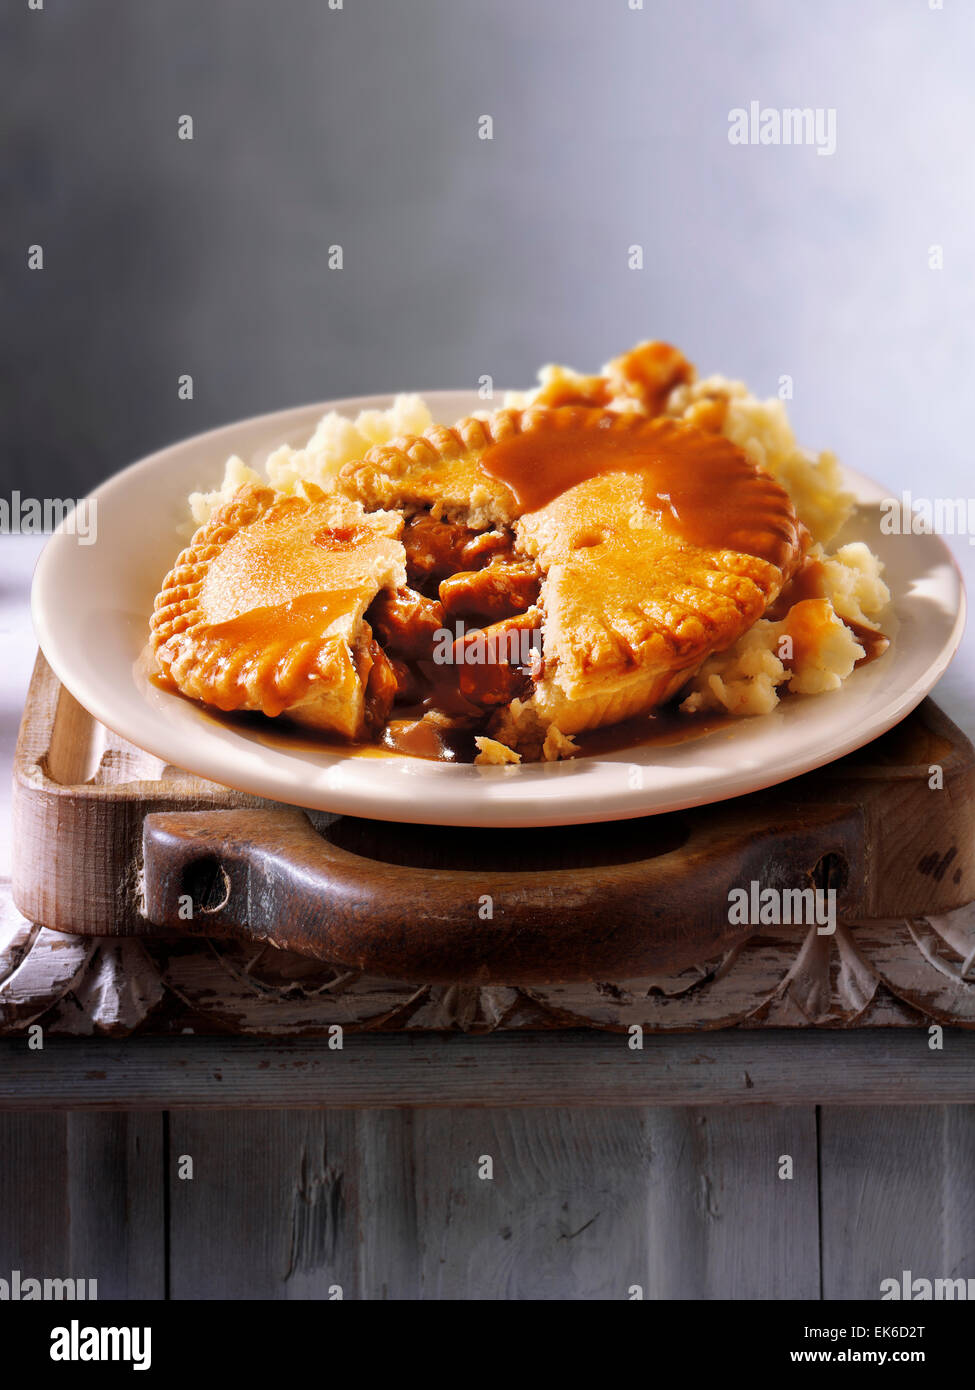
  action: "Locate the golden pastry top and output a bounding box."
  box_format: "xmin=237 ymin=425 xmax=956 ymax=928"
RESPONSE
xmin=150 ymin=483 xmax=405 ymax=730
xmin=196 ymin=487 xmax=402 ymax=630
xmin=339 ymin=404 xmax=802 ymax=573
xmin=474 ymin=408 xmax=802 ymax=575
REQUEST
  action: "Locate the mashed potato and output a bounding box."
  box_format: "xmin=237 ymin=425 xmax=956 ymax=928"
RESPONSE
xmin=688 ymin=379 xmax=853 ymax=544
xmin=679 ymin=544 xmax=890 ymax=717
xmin=188 ymin=394 xmax=433 ymax=526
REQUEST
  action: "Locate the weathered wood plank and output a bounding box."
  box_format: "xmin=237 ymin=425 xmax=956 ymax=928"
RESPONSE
xmin=820 ymin=1105 xmax=975 ymax=1299
xmin=168 ymin=1110 xmax=434 ymax=1300
xmin=0 ymin=1114 xmax=69 ymax=1275
xmin=352 ymin=1110 xmax=419 ymax=1301
xmin=410 ymin=1107 xmax=818 ymax=1299
xmin=1 ymin=1032 xmax=974 ymax=1110
xmin=412 ymin=1108 xmax=649 ymax=1299
xmin=65 ymin=1113 xmax=166 ymax=1298
xmin=641 ymin=1107 xmax=820 ymax=1299
xmin=167 ymin=1106 xmax=819 ymax=1299
xmin=943 ymin=1108 xmax=975 ymax=1284
xmin=168 ymin=1111 xmax=360 ymax=1300
xmin=0 ymin=1112 xmax=165 ymax=1297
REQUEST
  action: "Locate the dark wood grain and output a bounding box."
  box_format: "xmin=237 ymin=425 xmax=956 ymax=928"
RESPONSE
xmin=161 ymin=1106 xmax=819 ymax=1299
xmin=141 ymin=802 xmax=865 ymax=982
xmin=13 ymin=656 xmax=975 ymax=988
xmin=819 ymin=1105 xmax=975 ymax=1299
xmin=2 ymin=1032 xmax=975 ymax=1110
xmin=168 ymin=1111 xmax=359 ymax=1300
xmin=0 ymin=1112 xmax=165 ymax=1298
xmin=410 ymin=1106 xmax=820 ymax=1299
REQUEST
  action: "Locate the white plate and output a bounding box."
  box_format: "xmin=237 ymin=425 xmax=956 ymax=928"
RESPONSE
xmin=32 ymin=391 xmax=966 ymax=827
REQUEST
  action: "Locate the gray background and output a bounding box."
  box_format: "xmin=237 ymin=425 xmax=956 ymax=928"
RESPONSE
xmin=2 ymin=0 xmax=974 ymax=506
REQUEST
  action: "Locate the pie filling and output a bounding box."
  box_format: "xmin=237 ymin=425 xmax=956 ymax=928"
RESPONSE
xmin=360 ymin=511 xmax=545 ymax=762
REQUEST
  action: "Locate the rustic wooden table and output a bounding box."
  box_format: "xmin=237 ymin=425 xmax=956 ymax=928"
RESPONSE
xmin=2 ymin=536 xmax=974 ymax=1300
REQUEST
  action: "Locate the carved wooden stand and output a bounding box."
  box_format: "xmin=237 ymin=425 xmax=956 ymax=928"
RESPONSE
xmin=4 ymin=655 xmax=975 ymax=1037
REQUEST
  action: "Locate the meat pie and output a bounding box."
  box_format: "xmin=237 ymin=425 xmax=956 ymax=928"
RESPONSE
xmin=151 ymin=341 xmax=807 ymax=761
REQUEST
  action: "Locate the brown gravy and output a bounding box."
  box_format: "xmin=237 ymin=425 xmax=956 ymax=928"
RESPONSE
xmin=193 ymin=589 xmax=360 ymax=660
xmin=476 ymin=412 xmax=799 ymax=570
xmin=847 ymin=618 xmax=890 ymax=668
xmin=570 ymin=706 xmax=733 ymax=757
xmin=769 ymin=557 xmax=889 ymax=668
xmin=164 ymin=679 xmax=735 ymax=766
xmin=766 ymin=557 xmax=828 ymax=618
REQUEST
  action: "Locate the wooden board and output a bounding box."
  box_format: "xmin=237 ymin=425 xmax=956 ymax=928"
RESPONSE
xmin=2 ymin=1031 xmax=975 ymax=1109
xmin=4 ymin=1103 xmax=973 ymax=1299
xmin=3 ymin=880 xmax=975 ymax=1035
xmin=0 ymin=1105 xmax=824 ymax=1300
xmin=2 ymin=1098 xmax=969 ymax=1298
xmin=5 ymin=653 xmax=975 ymax=1032
xmin=0 ymin=1112 xmax=165 ymax=1297
xmin=164 ymin=1107 xmax=820 ymax=1300
xmin=819 ymin=1106 xmax=975 ymax=1298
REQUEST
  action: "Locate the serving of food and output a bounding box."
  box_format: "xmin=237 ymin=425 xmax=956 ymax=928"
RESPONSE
xmin=29 ymin=340 xmax=964 ymax=825
xmin=149 ymin=341 xmax=891 ymax=766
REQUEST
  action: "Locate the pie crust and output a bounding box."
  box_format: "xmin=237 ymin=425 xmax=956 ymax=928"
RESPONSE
xmin=150 ymin=483 xmax=405 ymax=739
